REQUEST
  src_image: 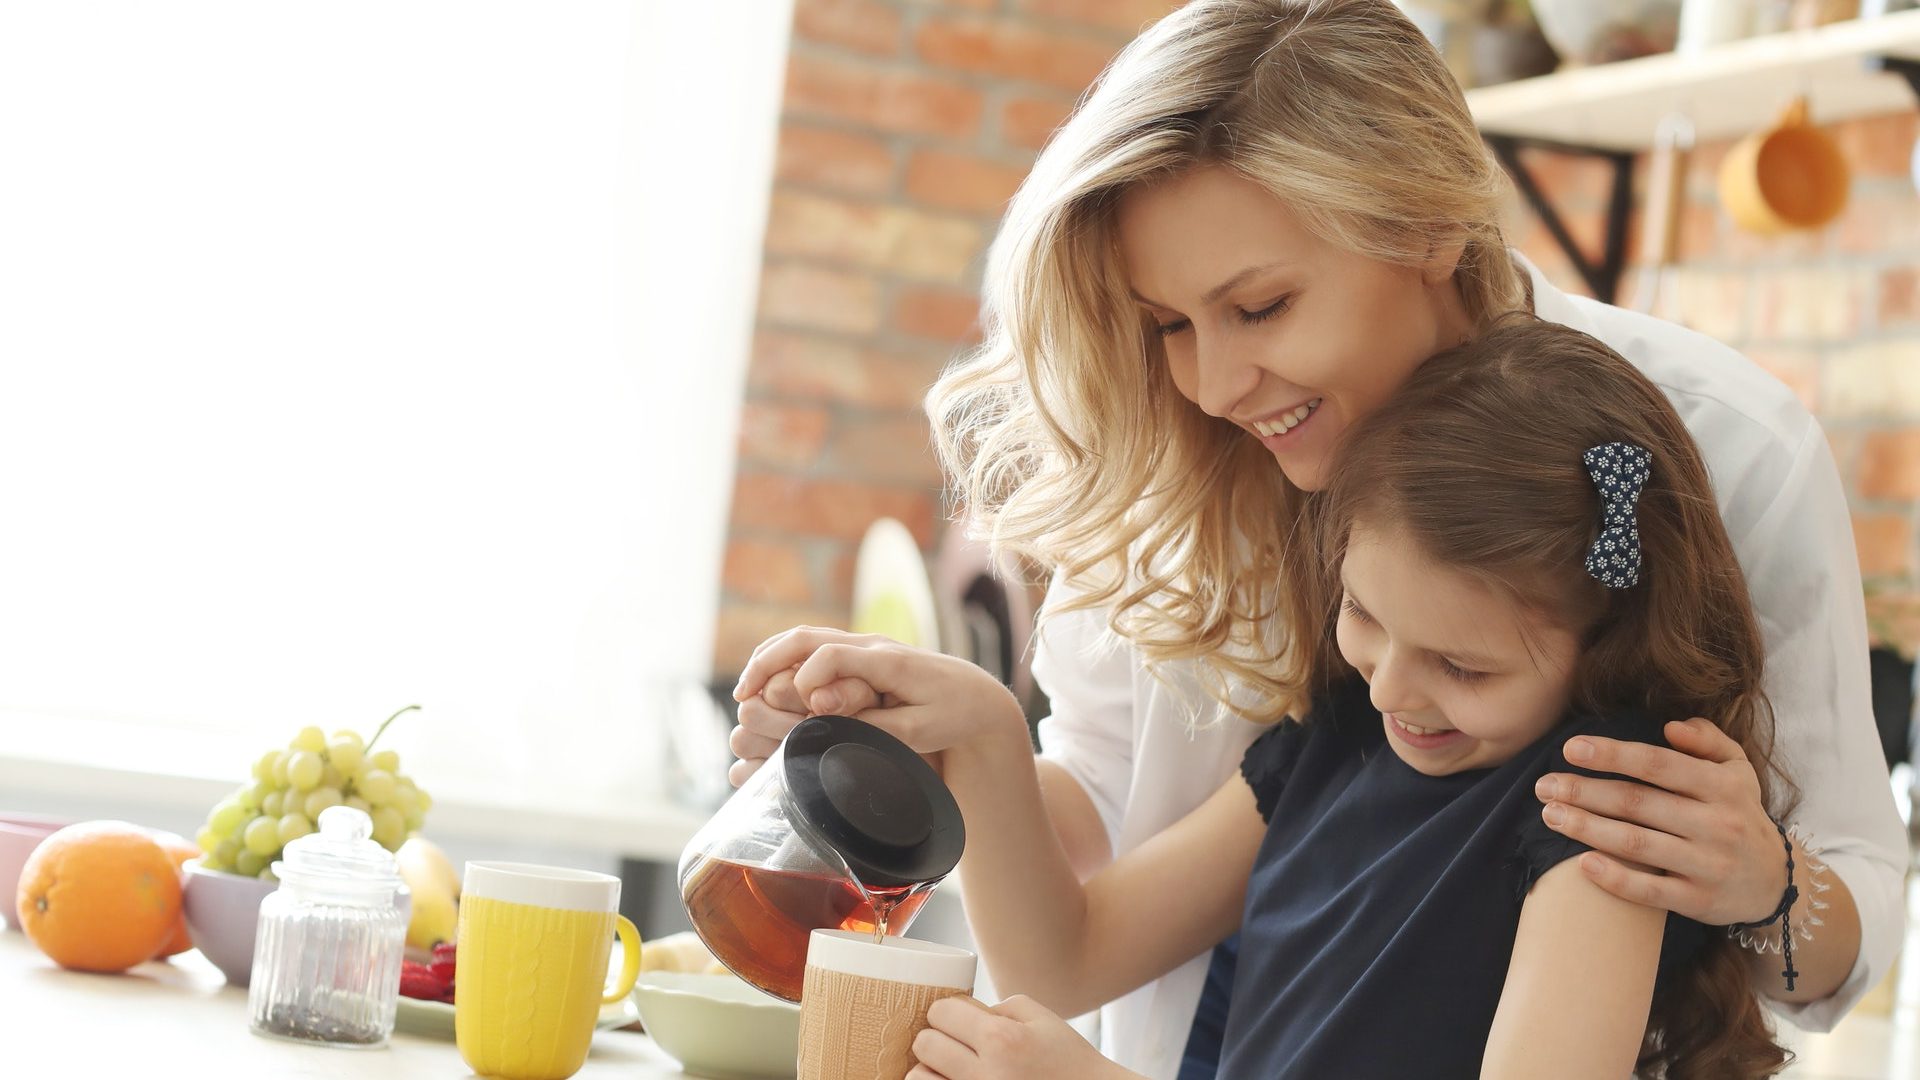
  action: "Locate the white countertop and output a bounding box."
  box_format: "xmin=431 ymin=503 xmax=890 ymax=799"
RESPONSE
xmin=11 ymin=883 xmax=1919 ymax=1079
xmin=0 ymin=930 xmax=717 ymax=1078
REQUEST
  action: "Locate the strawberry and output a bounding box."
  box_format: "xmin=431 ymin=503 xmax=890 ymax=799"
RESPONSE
xmin=429 ymin=941 xmax=457 ymax=984
xmin=400 ymin=959 xmax=451 ymax=1001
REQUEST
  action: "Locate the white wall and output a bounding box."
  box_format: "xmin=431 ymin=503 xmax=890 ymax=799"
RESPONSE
xmin=0 ymin=1 xmax=792 ymax=842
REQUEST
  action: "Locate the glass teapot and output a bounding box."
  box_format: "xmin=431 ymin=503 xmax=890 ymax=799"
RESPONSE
xmin=677 ymin=714 xmax=965 ymax=1002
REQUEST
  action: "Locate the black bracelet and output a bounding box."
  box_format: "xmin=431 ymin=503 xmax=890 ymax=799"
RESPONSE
xmin=1727 ymin=817 xmax=1799 ymax=992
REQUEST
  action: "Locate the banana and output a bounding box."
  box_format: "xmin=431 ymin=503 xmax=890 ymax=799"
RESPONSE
xmin=640 ymin=930 xmax=726 ymax=975
xmin=397 ymin=836 xmax=461 ymax=899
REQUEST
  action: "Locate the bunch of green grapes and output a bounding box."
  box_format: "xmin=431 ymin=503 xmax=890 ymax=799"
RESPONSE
xmin=195 ymin=705 xmax=431 ymax=880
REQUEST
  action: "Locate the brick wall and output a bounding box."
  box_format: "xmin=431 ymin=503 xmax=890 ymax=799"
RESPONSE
xmin=1508 ymin=109 xmax=1920 ymax=652
xmin=714 ymin=0 xmax=1920 ymax=673
xmin=712 ymin=0 xmax=1182 ymax=674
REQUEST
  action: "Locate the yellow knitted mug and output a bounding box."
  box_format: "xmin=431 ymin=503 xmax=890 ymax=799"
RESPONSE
xmin=455 ymin=862 xmax=642 ymax=1080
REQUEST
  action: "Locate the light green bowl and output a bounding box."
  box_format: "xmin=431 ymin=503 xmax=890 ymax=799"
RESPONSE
xmin=631 ymin=972 xmax=800 ymax=1080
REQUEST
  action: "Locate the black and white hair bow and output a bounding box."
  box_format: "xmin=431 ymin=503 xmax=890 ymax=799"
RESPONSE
xmin=1582 ymin=442 xmax=1652 ymax=589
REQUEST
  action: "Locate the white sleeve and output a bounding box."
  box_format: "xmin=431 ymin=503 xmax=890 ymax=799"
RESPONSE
xmin=1738 ymin=419 xmax=1908 ymax=1031
xmin=1030 ymin=573 xmax=1137 ymax=856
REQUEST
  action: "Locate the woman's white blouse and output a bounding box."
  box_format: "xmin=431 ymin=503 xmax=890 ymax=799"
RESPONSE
xmin=1032 ymin=261 xmax=1909 ymax=1080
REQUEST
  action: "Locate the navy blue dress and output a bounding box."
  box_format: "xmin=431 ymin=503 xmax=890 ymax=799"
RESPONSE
xmin=1215 ymin=676 xmax=1708 ymax=1078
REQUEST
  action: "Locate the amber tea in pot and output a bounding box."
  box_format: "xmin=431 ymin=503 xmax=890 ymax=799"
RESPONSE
xmin=677 ymin=714 xmax=964 ymax=1002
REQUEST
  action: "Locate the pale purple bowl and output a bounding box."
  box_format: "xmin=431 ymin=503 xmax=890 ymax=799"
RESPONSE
xmin=181 ymin=860 xmax=411 ymax=987
xmin=181 ymin=861 xmax=282 ymax=986
xmin=0 ymin=814 xmax=74 ymax=932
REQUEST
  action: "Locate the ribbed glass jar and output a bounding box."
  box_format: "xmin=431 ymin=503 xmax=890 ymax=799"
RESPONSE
xmin=247 ymin=806 xmax=408 ymax=1048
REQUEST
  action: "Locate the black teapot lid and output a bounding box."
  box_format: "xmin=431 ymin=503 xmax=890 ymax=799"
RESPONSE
xmin=781 ymin=714 xmax=965 ymax=890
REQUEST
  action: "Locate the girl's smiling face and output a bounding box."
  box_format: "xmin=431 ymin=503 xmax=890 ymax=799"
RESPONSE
xmin=1336 ymin=519 xmax=1581 ymax=776
xmin=1115 ymin=164 xmax=1476 ymax=492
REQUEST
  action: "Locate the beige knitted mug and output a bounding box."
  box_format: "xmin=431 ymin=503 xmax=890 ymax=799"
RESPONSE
xmin=797 ymin=929 xmax=977 ymax=1080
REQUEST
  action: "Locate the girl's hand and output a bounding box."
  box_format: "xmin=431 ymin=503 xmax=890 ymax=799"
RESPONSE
xmin=1534 ymin=718 xmax=1788 ymax=925
xmin=730 ymin=626 xmax=1027 ymax=776
xmin=906 ymin=996 xmax=1143 ymax=1080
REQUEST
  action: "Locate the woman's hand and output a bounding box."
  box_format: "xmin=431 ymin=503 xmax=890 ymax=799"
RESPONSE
xmin=1534 ymin=717 xmax=1787 ymax=925
xmin=729 ymin=626 xmax=1026 ymax=784
xmin=727 ymin=662 xmax=881 ymax=787
xmin=906 ymin=996 xmax=1144 ymax=1080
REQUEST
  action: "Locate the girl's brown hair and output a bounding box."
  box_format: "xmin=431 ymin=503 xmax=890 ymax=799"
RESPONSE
xmin=1307 ymin=317 xmax=1792 ymax=1079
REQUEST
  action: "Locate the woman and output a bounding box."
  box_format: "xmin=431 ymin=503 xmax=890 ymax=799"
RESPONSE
xmin=731 ymin=3 xmax=1906 ymax=1076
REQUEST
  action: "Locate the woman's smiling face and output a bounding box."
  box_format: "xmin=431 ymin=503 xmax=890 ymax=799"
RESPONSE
xmin=1115 ymin=164 xmax=1477 ymax=492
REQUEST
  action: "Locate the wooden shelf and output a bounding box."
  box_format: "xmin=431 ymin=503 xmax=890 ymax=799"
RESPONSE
xmin=1466 ymin=10 xmax=1920 ymax=151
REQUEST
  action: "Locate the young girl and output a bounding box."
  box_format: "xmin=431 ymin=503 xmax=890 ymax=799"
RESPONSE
xmin=734 ymin=2 xmax=1900 ymax=1073
xmin=752 ymin=321 xmax=1798 ymax=1079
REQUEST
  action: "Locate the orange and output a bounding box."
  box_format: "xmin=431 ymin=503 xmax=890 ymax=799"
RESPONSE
xmin=149 ymin=831 xmax=201 ymax=960
xmin=17 ymin=821 xmax=182 ymax=973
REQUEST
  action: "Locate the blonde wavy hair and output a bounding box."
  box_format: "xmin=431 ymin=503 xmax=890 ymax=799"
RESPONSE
xmin=928 ymin=0 xmax=1529 ymax=723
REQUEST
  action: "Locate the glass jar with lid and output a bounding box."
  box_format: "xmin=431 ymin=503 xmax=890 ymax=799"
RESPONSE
xmin=247 ymin=805 xmax=409 ymax=1047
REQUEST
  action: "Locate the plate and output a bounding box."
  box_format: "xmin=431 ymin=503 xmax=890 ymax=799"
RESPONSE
xmin=392 ymin=991 xmax=641 ymax=1041
xmin=851 ymin=518 xmax=940 ymax=651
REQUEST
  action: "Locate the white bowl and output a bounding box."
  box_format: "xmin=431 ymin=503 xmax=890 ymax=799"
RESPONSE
xmin=1532 ymin=0 xmax=1679 ymax=65
xmin=631 ymin=972 xmax=800 ymax=1080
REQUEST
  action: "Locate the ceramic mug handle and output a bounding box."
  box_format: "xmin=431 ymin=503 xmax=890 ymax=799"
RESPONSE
xmin=603 ymin=914 xmax=642 ymax=1004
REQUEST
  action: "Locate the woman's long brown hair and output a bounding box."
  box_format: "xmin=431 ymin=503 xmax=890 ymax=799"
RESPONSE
xmin=1301 ymin=317 xmax=1793 ymax=1079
